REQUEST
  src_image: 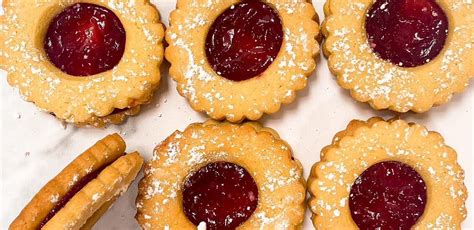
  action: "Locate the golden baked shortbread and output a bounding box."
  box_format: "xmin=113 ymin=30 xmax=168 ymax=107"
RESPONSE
xmin=323 ymin=0 xmax=474 ymax=112
xmin=136 ymin=121 xmax=306 ymax=229
xmin=166 ymin=0 xmax=320 ymax=122
xmin=308 ymin=118 xmax=467 ymax=229
xmin=0 ymin=1 xmax=164 ymax=127
xmin=10 ymin=134 xmax=144 ymax=230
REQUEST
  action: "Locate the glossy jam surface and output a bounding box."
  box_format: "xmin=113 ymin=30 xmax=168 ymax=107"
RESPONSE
xmin=37 ymin=160 xmax=113 ymax=229
xmin=365 ymin=0 xmax=448 ymax=67
xmin=349 ymin=161 xmax=427 ymax=230
xmin=44 ymin=3 xmax=126 ymax=76
xmin=182 ymin=161 xmax=258 ymax=229
xmin=205 ymin=0 xmax=283 ymax=81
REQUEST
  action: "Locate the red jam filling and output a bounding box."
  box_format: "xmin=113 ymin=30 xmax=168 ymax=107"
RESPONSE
xmin=365 ymin=0 xmax=448 ymax=67
xmin=349 ymin=161 xmax=427 ymax=230
xmin=110 ymin=108 xmax=129 ymax=115
xmin=37 ymin=160 xmax=114 ymax=229
xmin=205 ymin=0 xmax=283 ymax=81
xmin=182 ymin=161 xmax=258 ymax=229
xmin=44 ymin=3 xmax=126 ymax=76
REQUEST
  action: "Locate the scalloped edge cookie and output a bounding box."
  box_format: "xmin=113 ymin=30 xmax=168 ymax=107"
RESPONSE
xmin=9 ymin=134 xmax=144 ymax=230
xmin=76 ymin=105 xmax=141 ymax=128
xmin=322 ymin=0 xmax=474 ymax=112
xmin=136 ymin=120 xmax=306 ymax=229
xmin=308 ymin=117 xmax=467 ymax=229
xmin=166 ymin=0 xmax=320 ymax=122
xmin=0 ymin=0 xmax=164 ymax=126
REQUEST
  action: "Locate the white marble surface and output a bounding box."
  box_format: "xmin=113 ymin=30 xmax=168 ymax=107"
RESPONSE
xmin=1 ymin=0 xmax=473 ymax=229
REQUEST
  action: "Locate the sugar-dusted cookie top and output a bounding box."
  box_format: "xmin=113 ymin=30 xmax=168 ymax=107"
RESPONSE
xmin=166 ymin=0 xmax=320 ymax=122
xmin=323 ymin=0 xmax=474 ymax=112
xmin=1 ymin=1 xmax=164 ymax=126
xmin=137 ymin=121 xmax=306 ymax=229
xmin=308 ymin=117 xmax=467 ymax=229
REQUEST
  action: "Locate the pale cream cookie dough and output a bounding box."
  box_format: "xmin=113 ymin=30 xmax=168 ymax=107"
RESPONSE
xmin=10 ymin=134 xmax=144 ymax=230
xmin=308 ymin=117 xmax=467 ymax=229
xmin=166 ymin=0 xmax=320 ymax=122
xmin=136 ymin=120 xmax=306 ymax=229
xmin=323 ymin=0 xmax=474 ymax=112
xmin=0 ymin=0 xmax=164 ymax=127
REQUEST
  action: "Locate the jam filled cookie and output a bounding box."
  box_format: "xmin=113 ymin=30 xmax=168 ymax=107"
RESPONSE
xmin=10 ymin=134 xmax=144 ymax=230
xmin=166 ymin=0 xmax=319 ymax=122
xmin=308 ymin=118 xmax=467 ymax=229
xmin=136 ymin=121 xmax=306 ymax=229
xmin=0 ymin=1 xmax=164 ymax=127
xmin=323 ymin=0 xmax=474 ymax=112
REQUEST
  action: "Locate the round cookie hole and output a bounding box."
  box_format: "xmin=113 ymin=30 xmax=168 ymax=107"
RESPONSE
xmin=182 ymin=161 xmax=258 ymax=229
xmin=205 ymin=0 xmax=283 ymax=82
xmin=44 ymin=3 xmax=126 ymax=77
xmin=365 ymin=0 xmax=448 ymax=67
xmin=349 ymin=161 xmax=427 ymax=229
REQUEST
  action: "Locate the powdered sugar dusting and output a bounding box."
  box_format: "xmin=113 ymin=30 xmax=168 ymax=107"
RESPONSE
xmin=325 ymin=0 xmax=474 ymax=112
xmin=68 ymin=174 xmax=79 ymax=187
xmin=137 ymin=122 xmax=305 ymax=228
xmin=91 ymin=193 xmax=101 ymax=203
xmin=1 ymin=0 xmax=163 ymax=123
xmin=167 ymin=0 xmax=318 ymax=121
xmin=50 ymin=193 xmax=60 ymax=203
xmin=309 ymin=119 xmax=467 ymax=228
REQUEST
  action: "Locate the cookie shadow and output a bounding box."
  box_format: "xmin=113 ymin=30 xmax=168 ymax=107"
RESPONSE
xmin=138 ymin=61 xmax=172 ymax=115
xmin=401 ymin=81 xmax=474 ymax=121
xmin=320 ymin=69 xmax=474 ymax=122
xmin=260 ymin=55 xmax=324 ymax=123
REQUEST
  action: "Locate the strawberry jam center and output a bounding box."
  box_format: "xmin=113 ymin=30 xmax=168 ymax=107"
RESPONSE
xmin=365 ymin=0 xmax=448 ymax=67
xmin=44 ymin=3 xmax=126 ymax=76
xmin=182 ymin=161 xmax=258 ymax=229
xmin=349 ymin=161 xmax=427 ymax=230
xmin=205 ymin=0 xmax=283 ymax=81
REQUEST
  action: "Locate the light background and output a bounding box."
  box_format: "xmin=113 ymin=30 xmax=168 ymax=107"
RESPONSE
xmin=1 ymin=0 xmax=473 ymax=229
